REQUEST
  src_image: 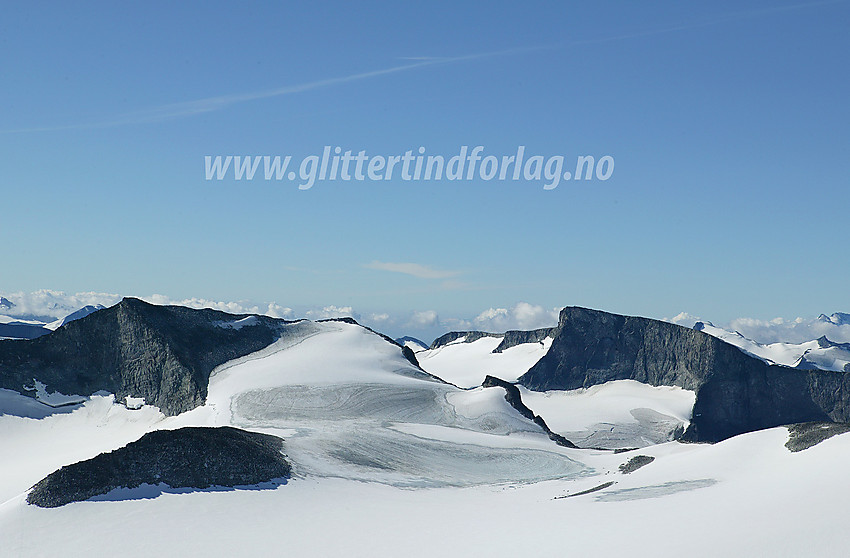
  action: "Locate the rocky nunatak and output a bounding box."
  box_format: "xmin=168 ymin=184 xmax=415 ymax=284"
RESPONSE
xmin=27 ymin=426 xmax=291 ymax=508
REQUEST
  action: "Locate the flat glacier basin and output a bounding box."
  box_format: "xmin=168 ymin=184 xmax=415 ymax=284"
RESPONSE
xmin=231 ymin=382 xmax=591 ymax=488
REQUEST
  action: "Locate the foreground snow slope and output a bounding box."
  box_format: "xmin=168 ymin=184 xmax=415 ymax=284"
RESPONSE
xmin=3 ymin=319 xmax=850 ymax=557
xmin=3 ymin=425 xmax=850 ymax=558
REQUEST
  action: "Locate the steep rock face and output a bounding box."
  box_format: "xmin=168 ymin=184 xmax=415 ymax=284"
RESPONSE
xmin=27 ymin=426 xmax=290 ymax=508
xmin=0 ymin=298 xmax=288 ymax=415
xmin=519 ymin=307 xmax=850 ymax=442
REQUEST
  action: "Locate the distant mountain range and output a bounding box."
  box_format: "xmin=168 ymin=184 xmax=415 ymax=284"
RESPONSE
xmin=693 ymin=321 xmax=850 ymax=372
xmin=817 ymin=312 xmax=850 ymax=326
xmin=0 ymin=304 xmax=106 ymax=340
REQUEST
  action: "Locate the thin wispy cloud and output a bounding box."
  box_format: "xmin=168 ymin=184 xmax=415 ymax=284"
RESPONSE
xmin=1 ymin=45 xmax=547 ymax=134
xmin=5 ymin=0 xmax=838 ymax=135
xmin=365 ymin=261 xmax=461 ymax=280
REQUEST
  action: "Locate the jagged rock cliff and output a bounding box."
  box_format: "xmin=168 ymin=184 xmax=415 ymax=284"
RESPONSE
xmin=519 ymin=307 xmax=850 ymax=442
xmin=27 ymin=426 xmax=290 ymax=508
xmin=0 ymin=298 xmax=291 ymax=415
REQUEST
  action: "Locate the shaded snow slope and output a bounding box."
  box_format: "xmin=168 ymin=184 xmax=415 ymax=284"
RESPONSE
xmin=3 ymin=424 xmax=850 ymax=557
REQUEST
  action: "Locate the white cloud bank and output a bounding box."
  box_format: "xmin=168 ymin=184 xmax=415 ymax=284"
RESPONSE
xmin=473 ymin=303 xmax=561 ymax=332
xmin=4 ymin=289 xmax=848 ymax=346
xmin=0 ymin=290 xmax=295 ymax=321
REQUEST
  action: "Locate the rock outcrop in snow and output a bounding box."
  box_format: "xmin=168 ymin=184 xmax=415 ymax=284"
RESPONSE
xmin=27 ymin=426 xmax=290 ymax=508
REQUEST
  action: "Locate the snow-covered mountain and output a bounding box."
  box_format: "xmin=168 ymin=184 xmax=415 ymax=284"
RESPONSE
xmin=415 ymin=332 xmax=553 ymax=387
xmin=0 ymin=315 xmax=50 ymax=340
xmin=3 ymin=302 xmax=850 ymax=557
xmin=394 ymin=335 xmax=429 ymax=351
xmin=0 ymin=304 xmax=108 ymax=340
xmin=818 ymin=312 xmax=850 ymax=326
xmin=694 ymin=321 xmax=850 ymax=372
xmin=44 ymin=304 xmax=106 ymax=331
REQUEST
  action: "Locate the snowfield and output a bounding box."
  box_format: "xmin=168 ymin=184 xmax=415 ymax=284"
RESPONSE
xmin=2 ymin=320 xmax=850 ymax=557
xmin=415 ymin=334 xmax=553 ymax=387
xmin=520 ymin=381 xmax=696 ymax=449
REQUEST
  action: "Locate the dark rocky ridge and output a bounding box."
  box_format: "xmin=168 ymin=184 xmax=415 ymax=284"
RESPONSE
xmin=493 ymin=328 xmax=556 ymax=353
xmin=395 ymin=336 xmax=429 ymax=350
xmin=27 ymin=426 xmax=290 ymax=508
xmin=519 ymin=307 xmax=850 ymax=443
xmin=481 ymin=375 xmax=577 ymax=448
xmin=0 ymin=298 xmax=294 ymax=415
xmin=430 ymin=331 xmax=501 ymax=349
xmin=430 ymin=328 xmax=555 ymax=352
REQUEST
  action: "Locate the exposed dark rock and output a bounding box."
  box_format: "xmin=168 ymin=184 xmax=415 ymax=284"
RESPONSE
xmin=816 ymin=336 xmax=850 ymax=350
xmin=395 ymin=336 xmax=429 ymax=350
xmin=493 ymin=328 xmax=556 ymax=353
xmin=318 ymin=316 xmax=359 ymax=325
xmin=0 ymin=298 xmax=293 ymax=415
xmin=785 ymin=422 xmax=850 ymax=452
xmin=430 ymin=331 xmax=501 ymax=349
xmin=481 ymin=375 xmax=577 ymax=448
xmin=619 ymin=455 xmax=655 ymax=474
xmin=27 ymin=426 xmax=290 ymax=508
xmin=554 ymin=481 xmax=616 ymax=499
xmin=519 ymin=307 xmax=850 ymax=443
xmin=429 ymin=328 xmax=554 ymax=354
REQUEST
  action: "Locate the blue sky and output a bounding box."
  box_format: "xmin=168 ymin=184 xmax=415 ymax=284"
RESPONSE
xmin=2 ymin=1 xmax=848 ymax=340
